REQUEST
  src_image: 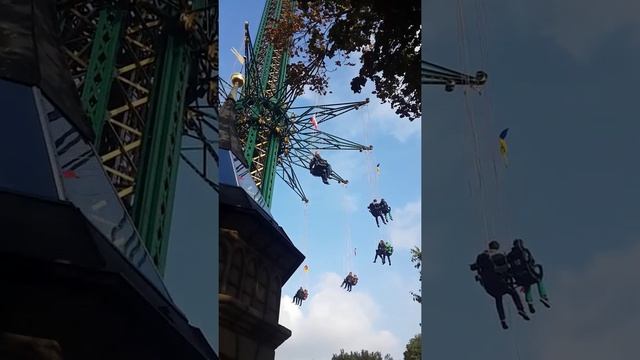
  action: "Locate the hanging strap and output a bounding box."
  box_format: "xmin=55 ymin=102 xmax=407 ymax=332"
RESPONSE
xmin=361 ymin=104 xmax=390 ymax=248
xmin=457 ymin=2 xmax=524 ymax=359
xmin=301 ymin=201 xmax=310 ymax=288
xmin=341 ymin=184 xmax=355 ymax=274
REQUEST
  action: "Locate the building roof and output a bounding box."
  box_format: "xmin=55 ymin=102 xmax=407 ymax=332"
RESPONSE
xmin=0 ymin=190 xmax=218 ymax=359
xmin=220 ymin=184 xmax=305 ymax=284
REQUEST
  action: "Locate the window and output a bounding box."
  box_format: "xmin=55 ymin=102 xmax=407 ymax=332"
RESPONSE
xmin=0 ymin=81 xmax=57 ymax=198
xmin=34 ymin=90 xmax=170 ymax=299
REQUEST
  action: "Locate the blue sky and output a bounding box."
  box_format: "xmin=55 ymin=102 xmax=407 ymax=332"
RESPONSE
xmin=220 ymin=1 xmax=421 ymax=359
xmin=424 ymin=0 xmax=640 ymax=359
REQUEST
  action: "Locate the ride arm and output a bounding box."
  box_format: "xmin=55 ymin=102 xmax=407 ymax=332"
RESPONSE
xmin=276 ymin=161 xmax=309 ymax=203
xmin=422 ymin=60 xmax=488 ymax=91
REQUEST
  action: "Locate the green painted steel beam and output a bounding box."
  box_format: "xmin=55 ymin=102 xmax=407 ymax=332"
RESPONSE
xmin=243 ymin=126 xmax=259 ymax=168
xmin=132 ymin=34 xmax=191 ymax=274
xmin=261 ymin=134 xmax=280 ymax=207
xmin=253 ymin=0 xmax=275 ymax=62
xmin=242 ymin=0 xmax=278 ymax=168
xmin=259 ymin=12 xmax=293 ymax=204
xmin=257 ymin=0 xmax=294 ymax=205
xmin=80 ymin=8 xmax=125 ymax=147
xmin=241 ymin=0 xmax=295 ymax=209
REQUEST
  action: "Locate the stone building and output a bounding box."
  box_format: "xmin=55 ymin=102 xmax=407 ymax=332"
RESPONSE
xmin=218 ymin=98 xmax=305 ymax=360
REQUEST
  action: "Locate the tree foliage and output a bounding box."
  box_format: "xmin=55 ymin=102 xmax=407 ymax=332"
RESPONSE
xmin=331 ymin=349 xmax=394 ymax=360
xmin=265 ymin=0 xmax=421 ymax=120
xmin=403 ymin=334 xmax=421 ymax=360
xmin=410 ymin=246 xmax=422 ymax=303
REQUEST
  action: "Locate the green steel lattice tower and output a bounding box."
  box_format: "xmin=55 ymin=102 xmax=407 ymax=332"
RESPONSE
xmin=234 ymin=0 xmax=373 ymax=208
xmin=58 ymin=0 xmax=219 ymax=274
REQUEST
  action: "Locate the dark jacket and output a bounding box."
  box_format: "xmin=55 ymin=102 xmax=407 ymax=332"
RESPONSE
xmin=368 ymin=202 xmax=380 ymax=215
xmin=474 ymin=250 xmax=512 ymax=295
xmin=507 ymin=247 xmax=540 ymax=285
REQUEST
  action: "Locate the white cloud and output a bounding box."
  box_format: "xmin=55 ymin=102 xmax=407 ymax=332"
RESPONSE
xmin=385 ymin=200 xmax=421 ymax=250
xmin=320 ymin=92 xmax=420 ymax=144
xmin=532 ymin=239 xmax=640 ymax=360
xmin=297 ymin=85 xmax=323 ymax=104
xmin=506 ymin=0 xmax=640 ymax=61
xmin=340 ymin=193 xmax=359 ymax=214
xmin=368 ymin=100 xmax=421 ymax=143
xmin=428 ymin=0 xmax=640 ymax=63
xmin=291 ymin=56 xmax=419 ymax=145
xmin=276 ymin=272 xmax=400 ymax=360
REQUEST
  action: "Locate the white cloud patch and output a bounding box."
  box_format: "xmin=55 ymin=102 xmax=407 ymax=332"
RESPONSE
xmin=340 ymin=193 xmax=359 ymax=214
xmin=532 ymin=239 xmax=640 ymax=360
xmin=291 ymin=55 xmax=419 ymax=145
xmin=297 ymin=85 xmax=324 ymax=104
xmin=507 ymin=0 xmax=640 ymax=61
xmin=385 ymin=200 xmax=421 ymax=250
xmin=368 ymin=99 xmax=421 ymax=143
xmin=322 ymin=93 xmax=420 ymax=144
xmin=276 ymin=272 xmax=400 ymax=360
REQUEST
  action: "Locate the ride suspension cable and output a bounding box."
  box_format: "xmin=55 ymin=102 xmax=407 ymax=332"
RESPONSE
xmin=363 ymin=105 xmax=379 ymax=198
xmin=362 ymin=104 xmax=387 ymax=243
xmin=456 ymin=0 xmax=494 ymax=244
xmin=471 ymin=0 xmax=512 ymax=240
xmin=301 ymin=202 xmax=310 ymax=288
xmin=457 ymin=1 xmax=523 ymax=358
xmin=344 ymin=189 xmax=354 ymax=274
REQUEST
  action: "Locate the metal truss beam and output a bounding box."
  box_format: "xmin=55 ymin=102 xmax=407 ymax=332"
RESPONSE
xmin=132 ymin=33 xmax=191 ymax=274
xmin=60 ymin=0 xmax=219 ymax=273
xmin=80 ymin=7 xmax=125 ymax=145
xmin=422 ymin=60 xmax=487 ymax=91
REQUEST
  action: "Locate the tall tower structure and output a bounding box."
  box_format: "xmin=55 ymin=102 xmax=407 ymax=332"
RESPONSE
xmin=58 ymin=0 xmax=219 ymax=273
xmin=217 ymin=1 xmax=370 ymax=359
xmin=0 ymin=1 xmax=217 ymax=358
xmin=230 ymin=1 xmax=372 ymax=208
xmin=238 ymin=0 xmax=293 ymax=207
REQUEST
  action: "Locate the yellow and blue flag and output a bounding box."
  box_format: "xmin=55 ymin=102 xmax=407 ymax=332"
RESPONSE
xmin=498 ymin=128 xmax=509 ymax=166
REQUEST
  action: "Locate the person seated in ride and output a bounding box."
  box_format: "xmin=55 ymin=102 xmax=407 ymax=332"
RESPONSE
xmin=368 ymin=199 xmax=387 ymax=227
xmin=308 ymin=151 xmax=332 ymax=184
xmin=380 ymin=198 xmax=393 ymax=221
xmin=470 ymin=240 xmax=529 ymax=330
xmin=302 ymin=289 xmax=309 ymax=300
xmin=343 ymin=273 xmax=357 ymax=292
xmin=293 ymin=287 xmax=304 ymax=306
xmin=507 ymin=239 xmax=550 ymax=313
xmin=374 ymin=240 xmax=386 ymax=264
xmin=341 ymin=272 xmax=354 ymax=290
xmin=346 ymin=274 xmax=355 ymax=292
xmin=384 ymin=241 xmax=393 ymax=266
xmin=349 ymin=274 xmax=358 ymax=291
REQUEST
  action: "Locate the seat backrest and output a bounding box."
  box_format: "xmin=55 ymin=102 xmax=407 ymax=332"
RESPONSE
xmin=490 ymin=253 xmax=510 ymax=275
xmin=508 ymin=252 xmax=525 ymax=269
xmin=508 ymin=249 xmax=536 ymax=275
